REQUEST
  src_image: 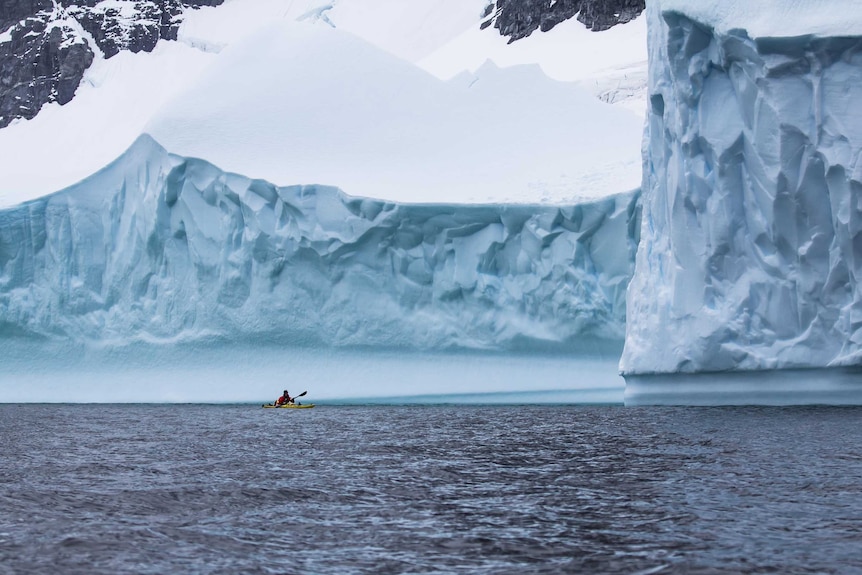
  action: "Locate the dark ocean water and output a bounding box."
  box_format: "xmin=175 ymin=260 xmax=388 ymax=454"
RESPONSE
xmin=1 ymin=404 xmax=861 ymax=574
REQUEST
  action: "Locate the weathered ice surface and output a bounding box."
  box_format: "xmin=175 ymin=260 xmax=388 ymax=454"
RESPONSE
xmin=0 ymin=0 xmax=222 ymax=128
xmin=0 ymin=136 xmax=640 ymax=353
xmin=486 ymin=0 xmax=645 ymax=39
xmin=622 ymin=3 xmax=862 ymax=375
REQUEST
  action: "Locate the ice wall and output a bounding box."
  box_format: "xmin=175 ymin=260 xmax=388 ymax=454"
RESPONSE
xmin=622 ymin=3 xmax=862 ymax=375
xmin=0 ymin=136 xmax=639 ymax=355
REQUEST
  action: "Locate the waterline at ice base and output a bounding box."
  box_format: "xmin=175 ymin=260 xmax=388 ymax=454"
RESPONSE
xmin=621 ymin=0 xmax=862 ymax=404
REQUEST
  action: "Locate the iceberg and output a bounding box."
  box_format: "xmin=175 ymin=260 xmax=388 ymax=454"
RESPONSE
xmin=622 ymin=0 xmax=862 ymax=403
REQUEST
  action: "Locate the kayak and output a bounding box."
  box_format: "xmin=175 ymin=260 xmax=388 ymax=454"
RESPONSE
xmin=262 ymin=403 xmax=315 ymax=409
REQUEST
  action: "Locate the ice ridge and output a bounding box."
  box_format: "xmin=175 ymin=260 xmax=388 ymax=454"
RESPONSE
xmin=0 ymin=135 xmax=639 ymax=354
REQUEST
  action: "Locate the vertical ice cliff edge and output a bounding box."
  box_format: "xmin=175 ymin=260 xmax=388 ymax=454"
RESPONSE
xmin=622 ymin=0 xmax=862 ymax=404
xmin=0 ymin=136 xmax=639 ymax=354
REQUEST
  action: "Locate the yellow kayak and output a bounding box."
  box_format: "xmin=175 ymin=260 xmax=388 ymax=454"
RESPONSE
xmin=262 ymin=403 xmax=315 ymax=409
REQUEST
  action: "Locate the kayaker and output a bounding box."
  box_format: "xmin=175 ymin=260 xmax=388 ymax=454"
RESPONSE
xmin=276 ymin=390 xmax=294 ymax=406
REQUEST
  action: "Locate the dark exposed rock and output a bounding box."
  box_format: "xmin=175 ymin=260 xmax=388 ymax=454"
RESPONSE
xmin=486 ymin=0 xmax=645 ymax=42
xmin=576 ymin=0 xmax=644 ymax=31
xmin=0 ymin=0 xmax=223 ymax=128
xmin=0 ymin=14 xmax=93 ymax=124
xmin=0 ymin=0 xmax=49 ymax=32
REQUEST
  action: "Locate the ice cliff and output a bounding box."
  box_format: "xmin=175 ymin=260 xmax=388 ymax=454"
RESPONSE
xmin=0 ymin=136 xmax=639 ymax=354
xmin=622 ymin=1 xmax=862 ymax=375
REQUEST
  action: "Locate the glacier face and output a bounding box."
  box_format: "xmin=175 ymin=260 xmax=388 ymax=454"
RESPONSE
xmin=622 ymin=3 xmax=862 ymax=375
xmin=0 ymin=136 xmax=639 ymax=355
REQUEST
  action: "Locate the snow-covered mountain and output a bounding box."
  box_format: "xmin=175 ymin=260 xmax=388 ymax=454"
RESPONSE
xmin=622 ymin=0 xmax=862 ymax=404
xmin=0 ymin=0 xmax=645 ymax=129
xmin=0 ymin=0 xmax=648 ymax=206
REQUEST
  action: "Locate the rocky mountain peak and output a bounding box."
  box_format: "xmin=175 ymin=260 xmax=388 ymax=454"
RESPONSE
xmin=0 ymin=0 xmax=222 ymax=128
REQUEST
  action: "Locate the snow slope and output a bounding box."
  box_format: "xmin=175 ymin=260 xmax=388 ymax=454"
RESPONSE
xmin=622 ymin=1 xmax=862 ymax=397
xmin=0 ymin=0 xmax=646 ymax=207
xmin=0 ymin=0 xmax=490 ymax=207
xmin=419 ymin=6 xmax=646 ymax=82
xmin=0 ymin=41 xmax=215 ymax=208
xmin=146 ymin=20 xmax=643 ymax=205
xmin=177 ymin=0 xmax=489 ymax=61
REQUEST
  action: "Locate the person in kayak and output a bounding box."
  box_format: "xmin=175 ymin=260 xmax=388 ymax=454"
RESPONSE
xmin=275 ymin=390 xmax=294 ymax=406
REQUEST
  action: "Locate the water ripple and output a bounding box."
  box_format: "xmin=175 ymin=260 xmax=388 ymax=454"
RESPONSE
xmin=1 ymin=405 xmax=861 ymax=574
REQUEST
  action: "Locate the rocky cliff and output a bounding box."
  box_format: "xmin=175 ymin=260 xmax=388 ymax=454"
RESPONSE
xmin=0 ymin=0 xmax=222 ymax=128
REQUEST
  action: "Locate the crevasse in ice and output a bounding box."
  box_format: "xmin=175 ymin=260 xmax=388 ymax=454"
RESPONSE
xmin=0 ymin=136 xmax=639 ymax=354
xmin=622 ymin=1 xmax=862 ymax=374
